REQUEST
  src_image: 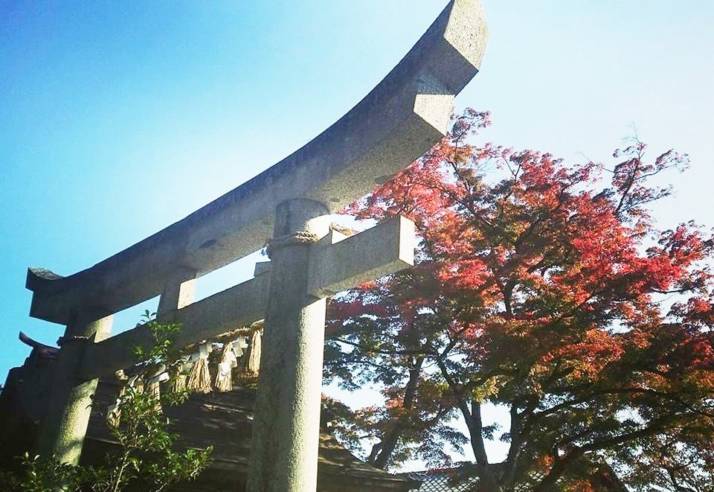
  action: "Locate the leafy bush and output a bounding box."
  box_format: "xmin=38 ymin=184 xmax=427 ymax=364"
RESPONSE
xmin=2 ymin=314 xmax=212 ymax=491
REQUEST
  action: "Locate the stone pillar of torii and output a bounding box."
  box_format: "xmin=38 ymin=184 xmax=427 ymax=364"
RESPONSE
xmin=23 ymin=1 xmax=487 ymax=490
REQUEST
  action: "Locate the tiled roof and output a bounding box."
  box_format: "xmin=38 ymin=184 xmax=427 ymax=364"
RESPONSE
xmin=400 ymin=468 xmax=479 ymax=492
xmin=400 ymin=465 xmax=539 ymax=492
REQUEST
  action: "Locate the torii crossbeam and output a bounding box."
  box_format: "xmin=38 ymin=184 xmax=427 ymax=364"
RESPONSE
xmin=25 ymin=1 xmax=487 ymax=490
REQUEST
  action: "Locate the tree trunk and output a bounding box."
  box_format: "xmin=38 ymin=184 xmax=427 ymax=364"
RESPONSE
xmin=371 ymin=357 xmax=424 ymax=469
xmin=455 ymin=401 xmax=499 ymax=491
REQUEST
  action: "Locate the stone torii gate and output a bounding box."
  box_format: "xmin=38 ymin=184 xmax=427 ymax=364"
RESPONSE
xmin=25 ymin=1 xmax=487 ymax=490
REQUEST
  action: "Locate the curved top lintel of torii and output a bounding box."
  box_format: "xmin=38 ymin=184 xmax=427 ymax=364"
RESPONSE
xmin=26 ymin=0 xmax=488 ymax=325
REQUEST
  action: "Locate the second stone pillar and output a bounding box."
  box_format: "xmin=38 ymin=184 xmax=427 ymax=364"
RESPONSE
xmin=247 ymin=198 xmax=331 ymax=492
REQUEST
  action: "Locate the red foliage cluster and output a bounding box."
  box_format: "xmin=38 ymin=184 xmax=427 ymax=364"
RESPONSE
xmin=324 ymin=109 xmax=713 ymax=490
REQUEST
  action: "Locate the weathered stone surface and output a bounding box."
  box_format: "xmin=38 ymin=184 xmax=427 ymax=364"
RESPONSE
xmin=26 ymin=0 xmax=488 ymax=325
xmin=79 ymin=216 xmax=416 ymax=381
xmin=156 ymin=268 xmax=197 ymax=316
xmin=248 ymin=199 xmax=331 ymax=492
xmin=308 ymin=216 xmax=415 ymax=298
xmin=37 ymin=314 xmax=113 ymax=465
xmin=79 ymin=274 xmax=270 ymax=380
xmin=248 ymin=206 xmax=417 ymax=491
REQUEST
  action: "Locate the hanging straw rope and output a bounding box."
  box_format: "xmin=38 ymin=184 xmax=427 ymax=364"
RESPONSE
xmin=146 ymin=365 xmax=169 ymax=412
xmin=168 ymin=359 xmax=188 ymax=394
xmin=187 ymin=343 xmax=212 ymax=394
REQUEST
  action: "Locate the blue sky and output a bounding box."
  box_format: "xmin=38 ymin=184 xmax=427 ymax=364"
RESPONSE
xmin=2 ymin=0 xmax=713 ymax=464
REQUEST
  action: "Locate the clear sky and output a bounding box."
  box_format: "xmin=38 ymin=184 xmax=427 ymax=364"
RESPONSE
xmin=1 ymin=0 xmax=713 ymax=464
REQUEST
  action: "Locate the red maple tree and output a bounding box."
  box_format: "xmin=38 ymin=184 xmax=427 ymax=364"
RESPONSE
xmin=323 ymin=109 xmax=714 ymax=491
